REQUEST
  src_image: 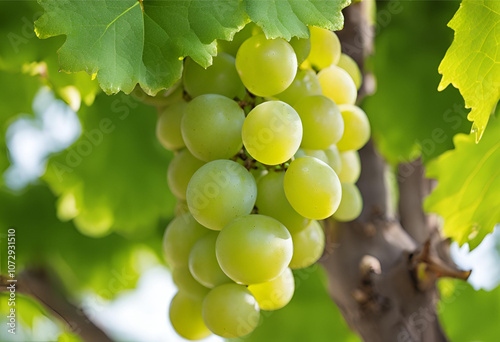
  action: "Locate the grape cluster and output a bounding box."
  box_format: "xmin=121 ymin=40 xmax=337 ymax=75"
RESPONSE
xmin=156 ymin=24 xmax=370 ymax=340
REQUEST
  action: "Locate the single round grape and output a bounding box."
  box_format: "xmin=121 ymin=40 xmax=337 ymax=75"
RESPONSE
xmin=274 ymin=69 xmax=322 ymax=106
xmin=289 ymin=220 xmax=325 ymax=269
xmin=218 ymin=23 xmax=255 ymax=57
xmin=242 ymin=101 xmax=302 ymax=165
xmin=248 ymin=268 xmax=295 ymax=311
xmin=337 ymin=150 xmax=361 ymax=183
xmin=294 ymin=95 xmax=344 ymax=149
xmin=307 ymin=27 xmax=341 ymax=69
xmin=256 ymin=171 xmax=310 ymax=234
xmin=324 ymin=145 xmax=342 ymax=174
xmin=156 ymin=100 xmax=187 ymax=151
xmin=181 ymin=94 xmax=245 ymax=162
xmin=189 ymin=232 xmax=232 ymax=288
xmin=318 ymin=65 xmax=357 ymax=105
xmin=186 ymin=160 xmax=257 ymax=231
xmin=167 ymin=149 xmax=205 ymax=200
xmin=216 ymin=214 xmax=293 ymax=284
xmin=236 ymin=34 xmax=297 ymax=97
xmin=333 ymin=183 xmax=363 ymax=222
xmin=183 ymin=53 xmax=245 ymax=99
xmin=170 ymin=292 xmax=211 ymax=340
xmin=284 ymin=157 xmax=342 ymax=220
xmin=289 ymin=36 xmax=311 ymax=65
xmin=337 ymin=53 xmax=362 ymax=90
xmin=202 ymin=283 xmax=260 ymax=338
xmin=295 ymin=148 xmax=329 ymax=164
xmin=163 ymin=213 xmax=208 ymax=268
xmin=336 ymin=104 xmax=371 ymax=151
xmin=172 ymin=267 xmax=210 ymax=299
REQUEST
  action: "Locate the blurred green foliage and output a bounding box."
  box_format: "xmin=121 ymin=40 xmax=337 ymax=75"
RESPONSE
xmin=43 ymin=93 xmax=176 ymax=238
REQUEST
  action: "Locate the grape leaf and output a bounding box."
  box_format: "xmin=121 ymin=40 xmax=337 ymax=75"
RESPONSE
xmin=34 ymin=0 xmax=247 ymax=95
xmin=438 ymin=0 xmax=500 ymax=141
xmin=245 ymin=0 xmax=350 ymax=40
xmin=439 ymin=279 xmax=500 ymax=342
xmin=42 ymin=93 xmax=176 ymax=238
xmin=424 ymin=118 xmax=500 ymax=249
xmin=362 ymin=1 xmax=471 ymax=164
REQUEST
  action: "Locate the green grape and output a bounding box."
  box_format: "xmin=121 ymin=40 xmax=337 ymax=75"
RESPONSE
xmin=337 ymin=53 xmax=362 ymax=90
xmin=156 ymin=100 xmax=187 ymax=151
xmin=337 ymin=150 xmax=361 ymax=183
xmin=181 ymin=94 xmax=245 ymax=161
xmin=172 ymin=267 xmax=210 ymax=300
xmin=289 ymin=220 xmax=325 ymax=269
xmin=236 ymin=34 xmax=297 ymax=97
xmin=255 ymin=171 xmax=310 ymax=234
xmin=189 ymin=232 xmax=232 ymax=288
xmin=216 ymin=214 xmax=293 ymax=284
xmin=295 ymin=148 xmax=329 ymax=164
xmin=163 ymin=213 xmax=208 ymax=268
xmin=167 ymin=149 xmax=205 ymax=200
xmin=333 ymin=183 xmax=363 ymax=222
xmin=175 ymin=199 xmax=189 ymax=216
xmin=183 ymin=53 xmax=245 ymax=99
xmin=293 ymin=95 xmax=344 ymax=149
xmin=202 ymin=283 xmax=260 ymax=338
xmin=289 ymin=36 xmax=311 ymax=65
xmin=242 ymin=101 xmax=302 ymax=165
xmin=248 ymin=267 xmax=295 ymax=311
xmin=170 ymin=292 xmax=211 ymax=340
xmin=186 ymin=160 xmax=257 ymax=231
xmin=307 ymin=27 xmax=341 ymax=69
xmin=274 ymin=69 xmax=322 ymax=106
xmin=218 ymin=23 xmax=255 ymax=57
xmin=324 ymin=145 xmax=342 ymax=174
xmin=318 ymin=65 xmax=357 ymax=105
xmin=284 ymin=157 xmax=342 ymax=220
xmin=336 ymin=104 xmax=370 ymax=151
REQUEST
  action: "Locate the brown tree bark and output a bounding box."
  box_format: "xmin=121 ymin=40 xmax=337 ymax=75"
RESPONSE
xmin=320 ymin=3 xmax=469 ymax=342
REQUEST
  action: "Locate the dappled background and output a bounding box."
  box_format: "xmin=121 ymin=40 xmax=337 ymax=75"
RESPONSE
xmin=1 ymin=1 xmax=499 ymax=342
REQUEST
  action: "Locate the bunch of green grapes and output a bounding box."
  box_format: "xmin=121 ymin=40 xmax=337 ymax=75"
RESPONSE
xmin=154 ymin=23 xmax=370 ymax=340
